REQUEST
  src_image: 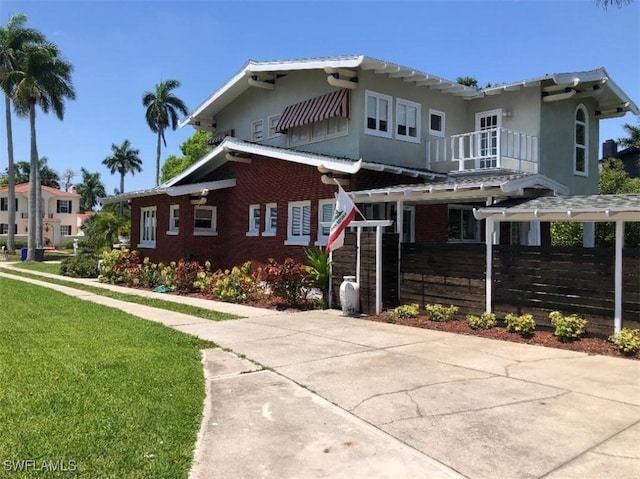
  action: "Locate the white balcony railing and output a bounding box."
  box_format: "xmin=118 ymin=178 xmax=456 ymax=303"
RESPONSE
xmin=426 ymin=128 xmax=539 ymax=173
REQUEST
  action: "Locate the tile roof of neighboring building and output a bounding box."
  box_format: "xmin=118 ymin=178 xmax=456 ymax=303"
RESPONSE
xmin=0 ymin=183 xmax=80 ymax=197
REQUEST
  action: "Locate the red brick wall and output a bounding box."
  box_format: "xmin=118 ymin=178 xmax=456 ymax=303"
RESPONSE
xmin=131 ymin=158 xmax=452 ymax=269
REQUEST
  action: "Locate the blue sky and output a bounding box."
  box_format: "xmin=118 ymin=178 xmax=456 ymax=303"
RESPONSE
xmin=1 ymin=0 xmax=638 ymax=195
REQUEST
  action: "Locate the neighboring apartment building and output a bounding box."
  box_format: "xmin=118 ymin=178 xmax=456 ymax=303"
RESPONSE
xmin=103 ymin=55 xmax=638 ymax=269
xmin=0 ymin=183 xmax=85 ymax=247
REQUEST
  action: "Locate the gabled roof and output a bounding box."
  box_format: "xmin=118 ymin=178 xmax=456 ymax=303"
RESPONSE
xmin=100 ymin=179 xmax=236 ymax=204
xmin=349 ymin=172 xmax=569 ymax=203
xmin=474 ymin=194 xmax=640 ymax=222
xmin=0 ymin=183 xmax=80 ymax=198
xmin=164 ymin=136 xmax=444 ymax=187
xmin=180 ymin=55 xmax=638 ymax=128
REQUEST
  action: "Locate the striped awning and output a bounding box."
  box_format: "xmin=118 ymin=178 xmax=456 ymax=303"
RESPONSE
xmin=276 ymin=89 xmax=350 ymax=133
xmin=208 ymin=130 xmax=234 ymax=146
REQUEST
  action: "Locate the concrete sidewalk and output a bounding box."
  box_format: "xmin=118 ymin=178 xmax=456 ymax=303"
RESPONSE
xmin=2 ymin=264 xmax=639 ymax=478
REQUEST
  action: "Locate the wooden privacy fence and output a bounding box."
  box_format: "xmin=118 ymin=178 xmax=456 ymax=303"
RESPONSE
xmin=331 ymin=231 xmax=398 ymax=314
xmin=398 ymin=244 xmax=640 ymax=337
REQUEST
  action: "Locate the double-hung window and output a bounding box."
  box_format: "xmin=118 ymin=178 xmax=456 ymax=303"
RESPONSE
xmin=316 ymin=199 xmax=335 ymax=246
xmin=365 ymin=90 xmax=392 ymax=138
xmin=263 ymin=203 xmax=277 ymax=236
xmin=574 ymin=105 xmax=588 ymax=176
xmin=248 ymin=204 xmax=260 ymax=236
xmin=168 ymin=205 xmax=179 ymax=234
xmin=60 ymin=225 xmax=72 ymax=236
xmin=194 ymin=206 xmax=217 ymax=235
xmin=268 ymin=115 xmax=281 ymax=138
xmin=286 ymin=201 xmax=311 ymax=245
xmin=252 ymin=119 xmax=264 ymax=141
xmin=396 ymin=98 xmax=421 ymax=143
xmin=56 ymin=200 xmax=72 ymax=214
xmin=139 ymin=207 xmax=157 ymax=247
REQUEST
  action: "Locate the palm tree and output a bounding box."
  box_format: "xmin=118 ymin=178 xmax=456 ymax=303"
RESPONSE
xmin=142 ymin=79 xmax=188 ymax=186
xmin=8 ymin=41 xmax=75 ymax=259
xmin=618 ymin=122 xmax=640 ymax=148
xmin=102 ymin=139 xmax=143 ymax=216
xmin=595 ymin=0 xmax=634 ymax=8
xmin=0 ymin=13 xmax=45 ymax=253
xmin=76 ymin=168 xmax=106 ymax=212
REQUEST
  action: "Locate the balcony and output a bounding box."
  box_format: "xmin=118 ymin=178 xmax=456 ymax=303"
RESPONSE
xmin=426 ymin=128 xmax=539 ymax=174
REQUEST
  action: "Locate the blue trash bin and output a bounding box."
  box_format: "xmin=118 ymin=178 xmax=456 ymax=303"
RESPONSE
xmin=21 ymin=247 xmax=28 ymax=261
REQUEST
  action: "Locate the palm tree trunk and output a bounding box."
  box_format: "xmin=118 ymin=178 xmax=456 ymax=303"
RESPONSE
xmin=36 ymin=158 xmax=43 ymax=249
xmin=27 ymin=103 xmax=37 ymax=260
xmin=119 ymin=172 xmax=125 ymax=216
xmin=5 ymin=94 xmax=16 ymax=254
xmin=156 ymin=127 xmax=162 ymax=186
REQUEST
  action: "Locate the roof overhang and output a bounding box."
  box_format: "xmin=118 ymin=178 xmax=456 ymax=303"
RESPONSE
xmin=349 ymin=172 xmax=568 ymax=204
xmin=482 ymin=67 xmax=639 ymax=118
xmin=164 ymin=137 xmax=443 ymax=187
xmin=100 ymin=179 xmax=236 ymax=204
xmin=179 ymin=55 xmax=481 ymax=128
xmin=474 ymin=194 xmax=640 ymax=222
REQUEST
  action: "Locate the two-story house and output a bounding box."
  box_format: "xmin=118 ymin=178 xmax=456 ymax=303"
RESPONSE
xmin=0 ymin=183 xmax=86 ymax=248
xmin=103 ymin=55 xmax=638 ymax=269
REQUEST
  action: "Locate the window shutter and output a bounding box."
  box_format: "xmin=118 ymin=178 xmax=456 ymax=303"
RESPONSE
xmin=56 ymin=200 xmax=61 ymax=213
xmin=302 ymin=205 xmax=311 ymax=235
xmin=69 ymin=201 xmax=72 ymax=213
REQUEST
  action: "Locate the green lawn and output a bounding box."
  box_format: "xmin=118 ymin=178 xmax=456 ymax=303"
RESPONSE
xmin=11 ymin=261 xmax=62 ymax=275
xmin=1 ymin=269 xmax=240 ymax=322
xmin=0 ymin=277 xmax=216 ymax=478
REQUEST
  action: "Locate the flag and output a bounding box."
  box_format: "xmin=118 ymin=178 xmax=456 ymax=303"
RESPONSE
xmin=326 ymin=184 xmax=357 ymax=253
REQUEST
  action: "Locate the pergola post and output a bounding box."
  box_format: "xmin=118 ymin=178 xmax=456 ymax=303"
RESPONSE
xmin=485 ymin=217 xmax=495 ymax=313
xmin=614 ymin=220 xmax=624 ymax=333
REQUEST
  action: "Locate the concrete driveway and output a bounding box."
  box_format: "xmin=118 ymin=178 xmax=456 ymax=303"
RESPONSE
xmin=182 ymin=310 xmax=640 ymax=479
xmin=1 ymin=267 xmax=638 ymax=478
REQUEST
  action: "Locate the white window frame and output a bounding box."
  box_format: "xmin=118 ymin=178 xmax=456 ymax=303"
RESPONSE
xmin=315 ymin=199 xmax=336 ymax=246
xmin=574 ymin=104 xmax=588 ymax=177
xmin=247 ymin=204 xmax=260 ymax=236
xmin=395 ymin=98 xmax=421 ymax=143
xmin=138 ymin=206 xmax=157 ymax=248
xmin=429 ymin=109 xmax=446 ymax=137
xmin=251 ymin=119 xmax=264 ymax=142
xmin=263 ymin=203 xmax=277 ymax=236
xmin=167 ymin=204 xmax=179 ymax=235
xmin=268 ymin=115 xmax=281 ymax=138
xmin=285 ymin=201 xmax=311 ymax=246
xmin=447 ymin=205 xmax=480 ymax=243
xmin=288 ymin=117 xmax=348 ymax=147
xmin=60 ymin=225 xmax=72 ymax=236
xmin=194 ymin=206 xmax=217 ymax=236
xmin=364 ymin=90 xmax=393 ymax=138
xmin=400 ymin=205 xmax=416 ymax=243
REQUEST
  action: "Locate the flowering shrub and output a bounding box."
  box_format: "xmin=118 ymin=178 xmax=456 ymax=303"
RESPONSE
xmin=466 ymin=312 xmax=496 ymax=330
xmin=99 ymin=249 xmax=142 ymax=285
xmin=609 ymin=328 xmax=640 ymax=355
xmin=212 ymin=262 xmax=261 ymax=303
xmin=262 ymin=258 xmax=312 ymax=308
xmin=504 ymin=313 xmax=536 ymax=336
xmin=425 ymin=303 xmax=458 ymax=322
xmin=174 ymin=260 xmax=204 ymax=293
xmin=549 ymin=311 xmax=588 ymax=342
xmin=394 ymin=304 xmax=420 ymax=319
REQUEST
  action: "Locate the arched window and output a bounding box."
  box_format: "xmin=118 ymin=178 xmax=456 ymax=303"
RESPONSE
xmin=574 ymin=105 xmax=588 ymax=176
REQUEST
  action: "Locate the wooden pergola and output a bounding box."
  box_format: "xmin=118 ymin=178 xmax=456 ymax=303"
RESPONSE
xmin=474 ymin=194 xmax=640 ymax=333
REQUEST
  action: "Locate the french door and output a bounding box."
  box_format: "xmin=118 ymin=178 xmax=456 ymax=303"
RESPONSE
xmin=475 ymin=109 xmax=502 ymax=168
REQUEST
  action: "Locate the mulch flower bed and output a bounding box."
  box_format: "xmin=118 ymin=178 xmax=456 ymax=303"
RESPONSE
xmin=365 ymin=313 xmax=638 ymax=361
